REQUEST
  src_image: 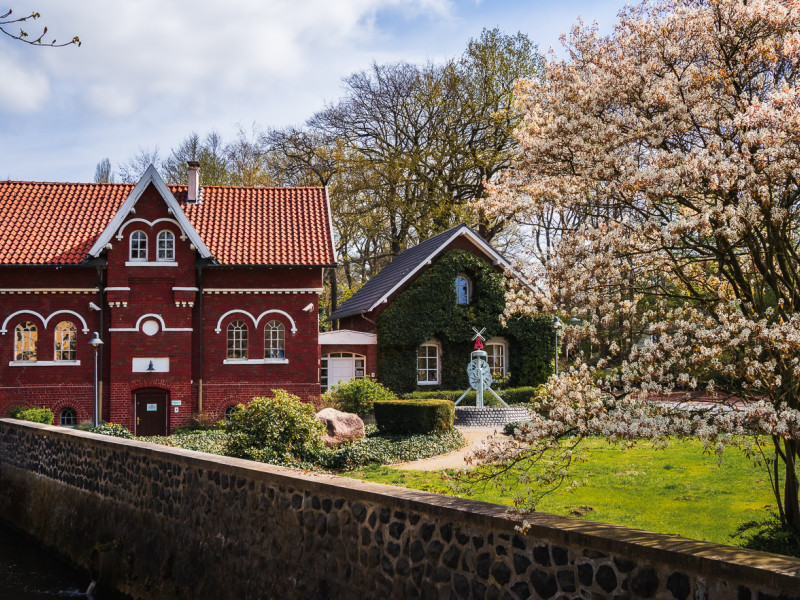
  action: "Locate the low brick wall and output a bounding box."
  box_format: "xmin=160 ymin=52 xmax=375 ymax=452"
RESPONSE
xmin=0 ymin=419 xmax=799 ymax=600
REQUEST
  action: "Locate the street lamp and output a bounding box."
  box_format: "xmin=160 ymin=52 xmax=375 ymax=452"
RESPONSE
xmin=552 ymin=316 xmax=562 ymax=376
xmin=88 ymin=332 xmax=103 ymax=427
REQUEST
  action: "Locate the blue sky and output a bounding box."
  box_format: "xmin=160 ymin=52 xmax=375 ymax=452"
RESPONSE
xmin=1 ymin=1 xmax=628 ymax=182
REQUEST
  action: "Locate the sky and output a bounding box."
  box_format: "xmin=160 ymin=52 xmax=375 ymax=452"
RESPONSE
xmin=0 ymin=0 xmax=629 ymax=182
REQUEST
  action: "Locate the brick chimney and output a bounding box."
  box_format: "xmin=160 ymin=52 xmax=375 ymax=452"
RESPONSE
xmin=187 ymin=161 xmax=201 ymax=204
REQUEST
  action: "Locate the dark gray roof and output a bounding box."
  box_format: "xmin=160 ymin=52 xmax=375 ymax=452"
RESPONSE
xmin=329 ymin=224 xmax=509 ymax=321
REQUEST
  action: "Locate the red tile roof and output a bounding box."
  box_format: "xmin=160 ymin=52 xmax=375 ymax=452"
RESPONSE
xmin=0 ymin=181 xmax=335 ymax=266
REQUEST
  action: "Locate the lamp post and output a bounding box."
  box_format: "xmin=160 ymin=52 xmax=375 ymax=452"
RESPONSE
xmin=88 ymin=332 xmax=103 ymax=427
xmin=552 ymin=316 xmax=562 ymax=376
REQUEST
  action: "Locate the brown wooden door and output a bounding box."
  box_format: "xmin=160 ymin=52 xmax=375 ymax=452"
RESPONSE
xmin=135 ymin=391 xmax=168 ymax=436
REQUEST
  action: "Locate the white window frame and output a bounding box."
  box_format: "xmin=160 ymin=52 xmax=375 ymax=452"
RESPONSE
xmin=129 ymin=230 xmax=148 ymax=261
xmin=227 ymin=320 xmax=248 ymax=360
xmin=455 ymin=273 xmax=471 ymax=305
xmin=417 ymin=340 xmax=440 ymax=385
xmin=14 ymin=321 xmax=37 ymax=361
xmin=264 ymin=320 xmax=285 ymax=359
xmin=486 ymin=337 xmax=508 ymax=378
xmin=156 ymin=230 xmax=175 ymax=261
xmin=54 ymin=320 xmax=77 ymax=361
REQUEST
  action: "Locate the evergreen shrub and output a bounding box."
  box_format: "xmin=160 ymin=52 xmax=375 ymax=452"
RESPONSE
xmin=374 ymin=399 xmax=454 ymax=434
xmin=90 ymin=423 xmax=133 ymax=438
xmin=225 ymin=390 xmax=325 ymax=464
xmin=327 ymin=378 xmax=396 ymax=415
xmin=10 ymin=406 xmax=54 ymax=425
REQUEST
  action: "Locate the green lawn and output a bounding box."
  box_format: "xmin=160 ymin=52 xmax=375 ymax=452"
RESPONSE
xmin=345 ymin=437 xmax=776 ymax=547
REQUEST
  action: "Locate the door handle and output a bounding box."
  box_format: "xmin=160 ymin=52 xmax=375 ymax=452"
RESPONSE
xmin=137 ymin=417 xmax=140 ymax=426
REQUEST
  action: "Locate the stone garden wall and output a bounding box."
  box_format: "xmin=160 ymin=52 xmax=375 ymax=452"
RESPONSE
xmin=0 ymin=418 xmax=799 ymax=600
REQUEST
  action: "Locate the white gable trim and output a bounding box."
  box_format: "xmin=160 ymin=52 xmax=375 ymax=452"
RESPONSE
xmin=319 ymin=330 xmax=377 ymax=345
xmin=87 ymin=164 xmax=212 ymax=259
xmin=365 ymin=225 xmax=533 ymax=313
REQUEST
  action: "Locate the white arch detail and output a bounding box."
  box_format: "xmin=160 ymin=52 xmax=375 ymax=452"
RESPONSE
xmin=255 ymin=310 xmax=297 ymax=334
xmin=1 ymin=309 xmax=89 ymax=335
xmin=214 ymin=309 xmax=257 ymax=333
xmin=115 ymin=218 xmax=187 ymax=241
xmin=107 ymin=313 xmax=193 ymax=333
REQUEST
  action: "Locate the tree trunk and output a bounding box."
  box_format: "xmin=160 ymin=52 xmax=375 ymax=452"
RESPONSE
xmin=328 ymin=268 xmax=339 ymax=331
xmin=784 ymin=439 xmax=800 ymax=535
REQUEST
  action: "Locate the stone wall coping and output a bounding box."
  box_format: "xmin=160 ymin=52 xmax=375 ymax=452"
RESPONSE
xmin=5 ymin=418 xmax=800 ymax=591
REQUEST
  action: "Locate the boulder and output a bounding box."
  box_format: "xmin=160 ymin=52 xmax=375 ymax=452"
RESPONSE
xmin=316 ymin=408 xmax=365 ymax=447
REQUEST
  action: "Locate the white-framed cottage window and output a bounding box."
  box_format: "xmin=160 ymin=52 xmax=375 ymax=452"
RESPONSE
xmin=54 ymin=321 xmax=77 ymax=361
xmin=264 ymin=320 xmax=285 ymax=359
xmin=486 ymin=338 xmax=507 ymax=378
xmin=157 ymin=230 xmax=175 ymax=261
xmin=227 ymin=320 xmax=248 ymax=359
xmin=455 ymin=274 xmax=471 ymax=305
xmin=417 ymin=341 xmax=440 ymax=385
xmin=129 ymin=230 xmax=148 ymax=261
xmin=59 ymin=407 xmax=77 ymax=426
xmin=14 ymin=321 xmax=37 ymax=361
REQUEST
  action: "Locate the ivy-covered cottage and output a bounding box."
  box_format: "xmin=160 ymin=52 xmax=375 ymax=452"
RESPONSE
xmin=323 ymin=224 xmax=552 ymax=393
xmin=0 ymin=165 xmax=334 ymax=435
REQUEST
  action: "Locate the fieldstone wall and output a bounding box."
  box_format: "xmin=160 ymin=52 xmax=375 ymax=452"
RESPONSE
xmin=1 ymin=419 xmax=799 ymax=600
xmin=455 ymin=406 xmax=531 ymax=427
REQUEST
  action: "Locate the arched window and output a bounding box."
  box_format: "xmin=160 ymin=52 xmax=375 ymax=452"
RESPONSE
xmin=227 ymin=320 xmax=248 ymax=359
xmin=59 ymin=407 xmax=77 ymax=426
xmin=14 ymin=321 xmax=37 ymax=361
xmin=264 ymin=320 xmax=285 ymax=359
xmin=224 ymin=405 xmax=237 ymax=420
xmin=54 ymin=321 xmax=77 ymax=361
xmin=417 ymin=341 xmax=440 ymax=385
xmin=130 ymin=230 xmax=147 ymax=261
xmin=157 ymin=230 xmax=175 ymax=261
xmin=455 ymin=274 xmax=471 ymax=305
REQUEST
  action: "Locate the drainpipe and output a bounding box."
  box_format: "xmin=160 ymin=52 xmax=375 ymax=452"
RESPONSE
xmin=96 ymin=265 xmax=105 ymax=422
xmin=196 ymin=265 xmax=204 ymax=413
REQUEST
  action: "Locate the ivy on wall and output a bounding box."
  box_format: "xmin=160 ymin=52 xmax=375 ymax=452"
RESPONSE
xmin=376 ymin=249 xmax=553 ymax=393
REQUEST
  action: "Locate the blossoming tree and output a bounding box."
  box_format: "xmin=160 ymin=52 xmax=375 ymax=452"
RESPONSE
xmin=475 ymin=0 xmax=800 ymax=534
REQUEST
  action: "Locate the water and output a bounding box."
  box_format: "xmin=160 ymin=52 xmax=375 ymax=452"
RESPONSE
xmin=0 ymin=521 xmax=128 ymax=599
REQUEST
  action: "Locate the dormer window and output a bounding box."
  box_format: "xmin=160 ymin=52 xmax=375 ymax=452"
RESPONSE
xmin=455 ymin=274 xmax=471 ymax=305
xmin=130 ymin=231 xmax=147 ymax=261
xmin=157 ymin=230 xmax=175 ymax=261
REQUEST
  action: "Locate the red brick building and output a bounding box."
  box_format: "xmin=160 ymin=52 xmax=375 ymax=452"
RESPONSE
xmin=0 ymin=165 xmax=334 ymax=435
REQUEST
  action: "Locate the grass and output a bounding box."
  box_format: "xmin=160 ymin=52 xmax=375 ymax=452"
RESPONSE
xmin=344 ymin=437 xmax=777 ymax=548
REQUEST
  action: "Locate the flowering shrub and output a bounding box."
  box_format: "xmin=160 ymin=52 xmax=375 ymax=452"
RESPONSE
xmin=10 ymin=406 xmax=54 ymax=425
xmin=90 ymin=422 xmax=133 ymax=439
xmin=224 ymin=390 xmax=325 ymax=464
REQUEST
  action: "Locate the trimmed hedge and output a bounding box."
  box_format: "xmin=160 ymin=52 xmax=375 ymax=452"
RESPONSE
xmin=374 ymin=399 xmax=454 ymax=434
xmin=402 ymin=385 xmax=544 ymax=406
xmin=11 ymin=406 xmax=54 ymax=425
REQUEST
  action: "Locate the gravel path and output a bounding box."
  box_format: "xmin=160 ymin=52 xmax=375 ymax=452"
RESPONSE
xmin=390 ymin=427 xmax=508 ymax=471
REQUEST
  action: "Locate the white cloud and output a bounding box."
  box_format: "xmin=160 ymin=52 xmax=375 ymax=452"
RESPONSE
xmin=0 ymin=53 xmax=50 ymax=112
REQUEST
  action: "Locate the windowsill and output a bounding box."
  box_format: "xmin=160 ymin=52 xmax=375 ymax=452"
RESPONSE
xmin=125 ymin=261 xmax=178 ymax=267
xmin=417 ymin=380 xmax=439 ymax=386
xmin=223 ymin=358 xmax=289 ymax=365
xmin=9 ymin=360 xmax=81 ymax=367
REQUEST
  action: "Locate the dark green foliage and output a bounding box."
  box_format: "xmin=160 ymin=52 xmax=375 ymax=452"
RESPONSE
xmin=734 ymin=513 xmax=800 ymax=558
xmin=375 ymin=249 xmax=553 ymax=393
xmin=90 ymin=423 xmax=133 ymax=438
xmin=327 ymin=378 xmax=396 ymax=415
xmin=374 ymin=399 xmax=454 ymax=434
xmin=504 ymin=314 xmax=557 ymax=387
xmin=402 ymin=385 xmax=544 ymax=406
xmin=317 ymin=425 xmax=465 ymax=470
xmin=224 ymin=390 xmax=325 ymax=464
xmin=173 ymin=411 xmax=223 ymax=434
xmin=11 ymin=406 xmax=54 ymax=425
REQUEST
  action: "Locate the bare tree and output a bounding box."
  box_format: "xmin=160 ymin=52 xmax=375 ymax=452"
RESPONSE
xmin=1 ymin=8 xmax=79 ymax=46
